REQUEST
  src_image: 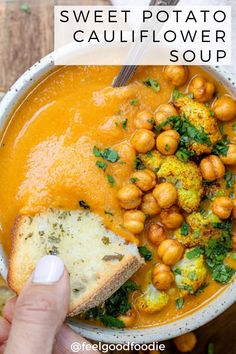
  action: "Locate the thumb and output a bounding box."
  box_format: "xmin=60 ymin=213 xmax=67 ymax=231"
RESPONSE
xmin=5 ymin=255 xmax=70 ymax=354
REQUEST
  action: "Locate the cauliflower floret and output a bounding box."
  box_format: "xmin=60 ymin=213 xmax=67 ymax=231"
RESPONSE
xmin=175 ymin=211 xmax=222 ymax=247
xmin=173 ymin=249 xmax=207 ymax=296
xmin=140 ymin=151 xmax=163 ymax=172
xmin=157 ymin=156 xmax=203 ymax=213
xmin=174 ymin=96 xmax=222 ymax=155
xmin=135 ymin=284 xmax=169 ymax=313
xmin=204 ymin=178 xmax=232 ymax=200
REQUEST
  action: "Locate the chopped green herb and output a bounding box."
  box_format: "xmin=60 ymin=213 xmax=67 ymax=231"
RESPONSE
xmin=93 ymin=145 xmax=102 ymax=157
xmin=93 ymin=146 xmax=120 ymax=162
xmin=219 ymin=122 xmax=224 ymax=135
xmin=96 ymin=160 xmax=107 ymax=171
xmin=121 ymin=118 xmax=128 ymax=130
xmin=130 ymin=177 xmax=139 ymax=184
xmin=175 ymin=297 xmax=185 ymax=309
xmin=149 ymin=118 xmax=155 ymax=125
xmin=146 ymin=151 xmax=153 ymax=157
xmin=224 ymin=171 xmax=236 ymax=189
xmin=212 ymin=263 xmax=235 ymax=284
xmin=176 ymin=147 xmax=194 ymax=163
xmin=138 ymin=246 xmax=152 ymax=261
xmin=178 ymin=284 xmax=194 ymax=294
xmin=173 ymin=268 xmax=182 ymax=276
xmin=213 ymin=139 xmax=229 ymax=156
xmin=205 ymin=236 xmax=235 ymax=284
xmin=186 ymin=247 xmax=203 ymax=259
xmin=134 ymin=155 xmax=145 ymax=170
xmin=100 ymin=315 xmax=124 ymax=328
xmin=107 ymin=174 xmax=116 ymax=187
xmin=85 ymin=280 xmax=139 ymax=328
xmin=143 ymin=78 xmax=160 ymax=93
xmin=172 ymin=89 xmax=184 ymax=100
xmin=130 ymin=98 xmax=139 ymax=106
xmin=20 ymin=3 xmax=31 ymax=14
xmin=231 ymin=252 xmax=236 ymax=260
xmin=180 ymin=222 xmax=189 ymax=236
xmin=211 ymin=220 xmax=232 ymax=232
xmin=232 ymin=123 xmax=236 ymax=131
xmin=79 ymin=200 xmax=90 ymax=210
xmin=207 ymin=342 xmax=214 ymax=354
xmin=102 ymin=148 xmax=120 ymax=162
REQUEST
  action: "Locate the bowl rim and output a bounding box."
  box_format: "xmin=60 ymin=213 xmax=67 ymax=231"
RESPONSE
xmin=0 ymin=50 xmax=236 ymax=343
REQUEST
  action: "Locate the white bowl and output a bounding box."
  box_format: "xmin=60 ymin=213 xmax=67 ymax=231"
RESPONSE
xmin=0 ymin=50 xmax=236 ymax=343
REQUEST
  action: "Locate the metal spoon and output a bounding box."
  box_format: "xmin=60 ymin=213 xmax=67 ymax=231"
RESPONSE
xmin=112 ymin=0 xmax=180 ymax=87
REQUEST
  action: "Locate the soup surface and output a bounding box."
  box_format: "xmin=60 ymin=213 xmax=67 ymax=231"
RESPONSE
xmin=0 ymin=65 xmax=235 ymax=329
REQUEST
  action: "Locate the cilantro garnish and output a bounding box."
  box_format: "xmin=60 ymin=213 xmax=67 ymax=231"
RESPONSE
xmin=96 ymin=160 xmax=107 ymax=171
xmin=213 ymin=139 xmax=229 ymax=156
xmin=176 ymin=297 xmax=185 ymax=309
xmin=143 ymin=78 xmax=160 ymax=93
xmin=186 ymin=247 xmax=204 ymax=260
xmin=138 ymin=246 xmax=152 ymax=261
xmin=134 ymin=155 xmax=145 ymax=170
xmin=180 ymin=222 xmax=189 ymax=236
xmin=130 ymin=98 xmax=139 ymax=106
xmin=107 ymin=174 xmax=116 ymax=187
xmin=85 ymin=280 xmax=140 ymax=328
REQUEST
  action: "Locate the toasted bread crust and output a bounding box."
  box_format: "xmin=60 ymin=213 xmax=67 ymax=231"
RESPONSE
xmin=8 ymin=211 xmax=143 ymax=316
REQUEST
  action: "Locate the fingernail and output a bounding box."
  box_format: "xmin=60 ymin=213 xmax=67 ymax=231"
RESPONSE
xmin=33 ymin=255 xmax=64 ymax=284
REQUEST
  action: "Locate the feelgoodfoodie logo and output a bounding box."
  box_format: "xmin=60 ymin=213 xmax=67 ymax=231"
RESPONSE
xmin=70 ymin=341 xmax=166 ymax=352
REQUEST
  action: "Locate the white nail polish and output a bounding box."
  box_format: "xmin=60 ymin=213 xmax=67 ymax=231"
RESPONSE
xmin=33 ymin=255 xmax=64 ymax=284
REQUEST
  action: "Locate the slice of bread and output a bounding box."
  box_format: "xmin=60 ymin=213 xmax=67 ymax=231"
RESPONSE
xmin=8 ymin=209 xmax=143 ymax=316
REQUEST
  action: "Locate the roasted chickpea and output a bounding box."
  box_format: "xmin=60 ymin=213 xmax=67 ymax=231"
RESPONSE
xmin=123 ymin=210 xmax=145 ymax=234
xmin=115 ymin=142 xmax=136 ymax=165
xmin=117 ymin=184 xmax=142 ymax=209
xmin=134 ymin=111 xmax=153 ymax=130
xmin=164 ymin=66 xmax=188 ymax=86
xmin=157 ymin=239 xmax=184 ymax=266
xmin=131 ymin=129 xmax=155 ymax=153
xmin=200 ymin=155 xmax=225 ymax=181
xmin=131 ymin=169 xmax=156 ymax=191
xmin=156 ymin=130 xmax=180 ymax=155
xmin=220 ymin=144 xmax=236 ymax=165
xmin=147 ymin=224 xmax=167 ymax=246
xmin=154 ymin=104 xmax=178 ymax=130
xmin=212 ymin=196 xmax=233 ymax=220
xmin=233 ymin=199 xmax=236 ymax=219
xmin=174 ymin=332 xmax=197 ymax=353
xmin=152 ymin=264 xmax=174 ymax=290
xmin=213 ymin=95 xmax=236 ymax=122
xmin=118 ymin=310 xmax=136 ymax=327
xmin=160 ymin=206 xmax=184 ymax=229
xmin=153 ymin=182 xmax=178 ymax=208
xmin=189 ymin=76 xmax=215 ymax=102
xmin=141 ymin=193 xmax=161 ymax=216
xmin=232 ymin=232 xmax=236 ymax=251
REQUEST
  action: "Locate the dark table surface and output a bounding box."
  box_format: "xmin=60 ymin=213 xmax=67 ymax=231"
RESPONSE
xmin=0 ymin=1 xmax=235 ymax=353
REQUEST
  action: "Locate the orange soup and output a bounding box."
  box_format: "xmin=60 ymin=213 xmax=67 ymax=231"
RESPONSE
xmin=0 ymin=65 xmax=235 ymax=329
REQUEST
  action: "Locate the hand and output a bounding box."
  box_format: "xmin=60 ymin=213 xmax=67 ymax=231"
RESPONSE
xmin=0 ymin=255 xmax=100 ymax=354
